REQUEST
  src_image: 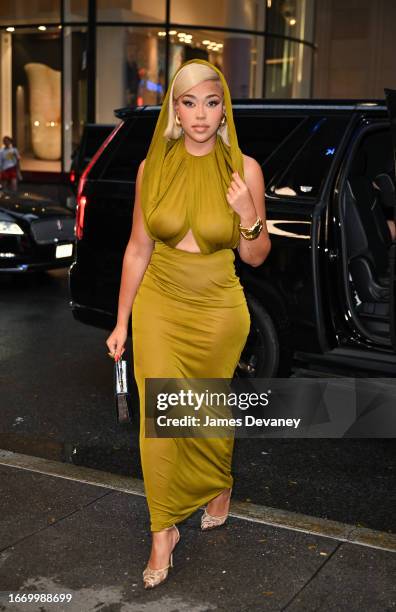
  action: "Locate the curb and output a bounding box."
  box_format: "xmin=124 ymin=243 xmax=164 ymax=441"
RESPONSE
xmin=1 ymin=449 xmax=395 ymax=553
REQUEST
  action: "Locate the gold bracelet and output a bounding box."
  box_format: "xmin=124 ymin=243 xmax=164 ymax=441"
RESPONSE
xmin=239 ymin=216 xmax=263 ymax=240
xmin=239 ymin=216 xmax=261 ymax=232
xmin=240 ymin=225 xmax=262 ymax=240
xmin=240 ymin=225 xmax=263 ymax=240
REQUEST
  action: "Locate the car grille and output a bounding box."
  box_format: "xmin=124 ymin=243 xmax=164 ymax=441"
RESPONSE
xmin=30 ymin=218 xmax=75 ymax=245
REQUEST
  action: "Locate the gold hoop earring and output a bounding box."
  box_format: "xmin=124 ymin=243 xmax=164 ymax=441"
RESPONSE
xmin=175 ymin=115 xmax=181 ymax=126
xmin=220 ymin=115 xmax=226 ymax=126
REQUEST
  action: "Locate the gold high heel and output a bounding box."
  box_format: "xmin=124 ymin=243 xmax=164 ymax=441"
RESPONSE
xmin=142 ymin=524 xmax=180 ymax=589
xmin=201 ymin=487 xmax=232 ymax=531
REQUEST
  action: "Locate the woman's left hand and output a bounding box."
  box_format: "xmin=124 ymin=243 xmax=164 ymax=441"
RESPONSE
xmin=226 ymin=170 xmax=257 ymax=219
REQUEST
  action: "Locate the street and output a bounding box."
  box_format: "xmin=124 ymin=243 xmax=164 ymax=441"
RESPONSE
xmin=0 ymin=268 xmax=395 ymax=535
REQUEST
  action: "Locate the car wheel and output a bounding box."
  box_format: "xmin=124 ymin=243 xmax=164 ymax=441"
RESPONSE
xmin=235 ymin=293 xmax=291 ymax=378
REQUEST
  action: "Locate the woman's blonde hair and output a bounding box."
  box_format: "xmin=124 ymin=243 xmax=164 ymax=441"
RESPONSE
xmin=163 ymin=62 xmax=230 ymax=146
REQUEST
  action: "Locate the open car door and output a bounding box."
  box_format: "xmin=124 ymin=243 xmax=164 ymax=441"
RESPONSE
xmin=384 ymin=88 xmax=396 ymax=351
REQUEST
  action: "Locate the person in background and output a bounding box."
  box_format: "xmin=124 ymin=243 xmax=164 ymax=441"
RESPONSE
xmin=125 ymin=55 xmax=140 ymax=107
xmin=0 ymin=136 xmax=22 ymax=191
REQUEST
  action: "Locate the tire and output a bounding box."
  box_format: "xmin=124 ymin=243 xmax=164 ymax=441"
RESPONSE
xmin=235 ymin=292 xmax=291 ymax=378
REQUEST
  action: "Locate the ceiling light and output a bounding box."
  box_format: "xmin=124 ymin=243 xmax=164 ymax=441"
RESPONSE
xmin=38 ymin=25 xmax=46 ymax=31
xmin=6 ymin=27 xmax=15 ymax=32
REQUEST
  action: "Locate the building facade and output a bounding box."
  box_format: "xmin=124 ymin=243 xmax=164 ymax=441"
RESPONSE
xmin=313 ymin=0 xmax=396 ymax=100
xmin=0 ymin=0 xmax=315 ymax=176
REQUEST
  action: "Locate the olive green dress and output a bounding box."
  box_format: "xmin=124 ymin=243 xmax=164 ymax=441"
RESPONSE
xmin=131 ymin=58 xmax=250 ymax=532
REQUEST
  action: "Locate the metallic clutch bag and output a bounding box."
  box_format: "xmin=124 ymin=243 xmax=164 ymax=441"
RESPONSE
xmin=114 ymin=357 xmax=132 ymax=424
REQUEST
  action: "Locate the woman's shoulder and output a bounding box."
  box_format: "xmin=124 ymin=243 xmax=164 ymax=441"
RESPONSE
xmin=241 ymin=153 xmax=263 ymax=180
xmin=136 ymin=158 xmax=146 ymax=175
xmin=242 ymin=152 xmax=260 ymax=170
xmin=136 ymin=158 xmax=146 ymax=184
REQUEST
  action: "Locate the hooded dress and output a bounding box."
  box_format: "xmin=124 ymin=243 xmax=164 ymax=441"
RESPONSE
xmin=131 ymin=59 xmax=251 ymax=531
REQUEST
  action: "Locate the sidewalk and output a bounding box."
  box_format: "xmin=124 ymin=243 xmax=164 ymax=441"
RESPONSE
xmin=0 ymin=450 xmax=395 ymax=612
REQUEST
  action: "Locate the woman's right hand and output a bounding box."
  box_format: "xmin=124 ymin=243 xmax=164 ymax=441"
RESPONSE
xmin=106 ymin=324 xmax=127 ymax=361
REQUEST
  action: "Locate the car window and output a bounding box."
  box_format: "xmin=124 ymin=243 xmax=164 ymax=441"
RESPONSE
xmin=348 ymin=128 xmax=393 ymax=180
xmin=348 ymin=127 xmax=395 ymax=222
xmin=97 ymin=113 xmax=306 ymax=183
xmin=268 ymin=116 xmax=351 ymax=200
xmin=76 ymin=125 xmax=116 ymax=173
xmin=234 ymin=115 xmax=304 ymax=169
xmin=84 ymin=126 xmax=115 ymax=157
xmin=92 ymin=112 xmax=349 ymax=192
xmin=96 ymin=116 xmax=157 ymax=181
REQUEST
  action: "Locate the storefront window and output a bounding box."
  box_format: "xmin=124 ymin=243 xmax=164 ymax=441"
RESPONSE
xmin=265 ymin=0 xmax=314 ymax=97
xmin=96 ymin=26 xmax=166 ymax=123
xmin=97 ymin=0 xmax=166 ymax=23
xmin=63 ymin=26 xmax=88 ymax=171
xmin=0 ymin=0 xmax=60 ymax=26
xmin=266 ymin=0 xmax=314 ymax=43
xmin=3 ymin=27 xmax=62 ymax=173
xmin=63 ymin=0 xmax=88 ymax=23
xmin=166 ymin=28 xmax=263 ymax=98
xmin=170 ymin=0 xmax=265 ymax=31
xmin=0 ymin=0 xmax=317 ymax=178
xmin=265 ymin=40 xmax=313 ymax=98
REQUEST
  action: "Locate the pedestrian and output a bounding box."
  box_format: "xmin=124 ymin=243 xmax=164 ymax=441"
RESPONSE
xmin=106 ymin=58 xmax=271 ymax=589
xmin=0 ymin=136 xmax=22 ymax=191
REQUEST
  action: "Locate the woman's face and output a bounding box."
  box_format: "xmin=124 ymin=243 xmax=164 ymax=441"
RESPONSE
xmin=174 ymin=79 xmax=225 ymax=142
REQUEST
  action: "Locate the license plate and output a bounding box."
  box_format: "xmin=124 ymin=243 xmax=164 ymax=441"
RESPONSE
xmin=55 ymin=243 xmax=73 ymax=258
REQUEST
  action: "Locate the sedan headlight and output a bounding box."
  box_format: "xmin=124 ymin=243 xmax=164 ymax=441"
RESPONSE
xmin=0 ymin=220 xmax=24 ymax=235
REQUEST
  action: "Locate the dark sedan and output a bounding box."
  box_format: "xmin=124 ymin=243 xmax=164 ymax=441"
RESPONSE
xmin=0 ymin=188 xmax=76 ymax=273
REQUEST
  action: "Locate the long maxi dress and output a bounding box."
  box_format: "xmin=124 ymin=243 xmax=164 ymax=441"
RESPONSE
xmin=132 ymin=133 xmax=251 ymax=532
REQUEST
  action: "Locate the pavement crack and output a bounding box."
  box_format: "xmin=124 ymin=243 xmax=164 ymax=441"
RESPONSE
xmin=280 ymin=541 xmax=343 ymax=611
xmin=0 ymin=490 xmax=114 ymax=555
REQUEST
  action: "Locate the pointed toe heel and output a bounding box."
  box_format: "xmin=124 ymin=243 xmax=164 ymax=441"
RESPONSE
xmin=201 ymin=487 xmax=232 ymax=531
xmin=142 ymin=524 xmax=180 ymax=589
xmin=200 ymin=508 xmax=228 ymax=530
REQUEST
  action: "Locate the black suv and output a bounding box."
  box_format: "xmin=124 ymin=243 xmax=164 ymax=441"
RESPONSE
xmin=69 ymin=123 xmax=115 ymax=195
xmin=69 ymin=94 xmax=396 ymax=377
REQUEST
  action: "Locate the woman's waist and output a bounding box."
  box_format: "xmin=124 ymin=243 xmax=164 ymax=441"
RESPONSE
xmin=141 ymin=240 xmax=245 ymax=302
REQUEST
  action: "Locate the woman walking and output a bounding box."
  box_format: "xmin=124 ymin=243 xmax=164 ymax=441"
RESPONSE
xmin=106 ymin=58 xmax=271 ymax=589
xmin=0 ymin=136 xmax=22 ymax=191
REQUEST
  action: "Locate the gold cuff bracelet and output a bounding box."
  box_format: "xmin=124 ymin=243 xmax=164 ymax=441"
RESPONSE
xmin=239 ymin=216 xmax=263 ymax=240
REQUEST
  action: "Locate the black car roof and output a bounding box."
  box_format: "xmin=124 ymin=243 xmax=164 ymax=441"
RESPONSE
xmin=114 ymin=99 xmax=388 ymax=119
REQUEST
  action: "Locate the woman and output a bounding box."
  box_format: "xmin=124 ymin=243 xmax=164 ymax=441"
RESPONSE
xmin=0 ymin=136 xmax=21 ymax=191
xmin=106 ymin=59 xmax=271 ymax=589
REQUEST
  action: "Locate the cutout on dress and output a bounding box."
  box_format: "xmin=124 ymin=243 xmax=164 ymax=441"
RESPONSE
xmin=174 ymin=227 xmax=202 ymax=254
